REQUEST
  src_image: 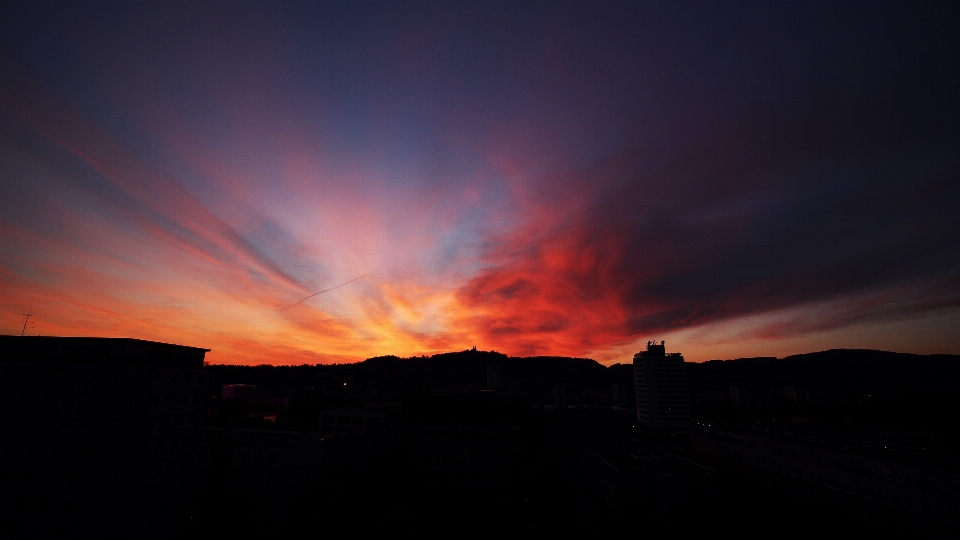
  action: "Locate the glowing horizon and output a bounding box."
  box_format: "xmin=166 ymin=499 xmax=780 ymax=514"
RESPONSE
xmin=1 ymin=3 xmax=958 ymax=365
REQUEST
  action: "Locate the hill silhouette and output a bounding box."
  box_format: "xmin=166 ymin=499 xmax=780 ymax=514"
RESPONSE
xmin=688 ymin=348 xmax=960 ymax=393
xmin=203 ymin=347 xmax=959 ymax=392
xmin=333 ymin=349 xmax=614 ymax=386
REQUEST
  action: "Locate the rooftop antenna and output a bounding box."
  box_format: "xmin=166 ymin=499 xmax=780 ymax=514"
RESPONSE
xmin=20 ymin=298 xmax=34 ymax=336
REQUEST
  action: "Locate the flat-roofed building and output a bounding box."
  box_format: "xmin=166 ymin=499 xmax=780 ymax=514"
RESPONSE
xmin=0 ymin=336 xmax=208 ymax=539
xmin=633 ymin=341 xmax=690 ymax=431
xmin=545 ymin=405 xmax=633 ymax=469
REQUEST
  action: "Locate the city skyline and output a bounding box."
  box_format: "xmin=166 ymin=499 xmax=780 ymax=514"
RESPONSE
xmin=1 ymin=2 xmax=958 ymax=364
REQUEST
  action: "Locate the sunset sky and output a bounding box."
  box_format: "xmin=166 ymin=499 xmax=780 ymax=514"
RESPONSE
xmin=1 ymin=2 xmax=958 ymax=364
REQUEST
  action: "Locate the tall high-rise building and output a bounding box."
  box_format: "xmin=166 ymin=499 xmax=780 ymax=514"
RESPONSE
xmin=633 ymin=341 xmax=690 ymax=430
xmin=0 ymin=336 xmax=209 ymax=539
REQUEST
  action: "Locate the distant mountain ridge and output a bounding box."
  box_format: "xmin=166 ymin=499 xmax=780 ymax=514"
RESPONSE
xmin=342 ymin=347 xmax=960 ymax=387
xmin=203 ymin=347 xmax=959 ymax=391
xmin=332 ymin=349 xmax=612 ymax=386
xmin=690 ymin=348 xmax=960 ymax=392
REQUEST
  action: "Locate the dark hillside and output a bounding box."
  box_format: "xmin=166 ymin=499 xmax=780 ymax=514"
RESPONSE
xmin=687 ymin=349 xmax=960 ymax=453
xmin=205 ymin=349 xmax=616 ymax=389
xmin=688 ymin=349 xmax=960 ymax=394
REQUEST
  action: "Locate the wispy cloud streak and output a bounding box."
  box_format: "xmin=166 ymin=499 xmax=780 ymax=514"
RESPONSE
xmin=0 ymin=2 xmax=957 ymax=363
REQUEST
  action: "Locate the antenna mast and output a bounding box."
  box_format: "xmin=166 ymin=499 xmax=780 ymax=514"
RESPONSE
xmin=20 ymin=298 xmax=33 ymax=336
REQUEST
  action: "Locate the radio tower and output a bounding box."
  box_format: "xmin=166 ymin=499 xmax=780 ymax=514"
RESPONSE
xmin=20 ymin=298 xmax=33 ymax=336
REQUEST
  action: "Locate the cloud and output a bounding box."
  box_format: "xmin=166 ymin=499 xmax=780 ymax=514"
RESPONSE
xmin=0 ymin=70 xmax=316 ymax=300
xmin=449 ymin=20 xmax=960 ymax=356
xmin=1 ymin=2 xmax=958 ymax=363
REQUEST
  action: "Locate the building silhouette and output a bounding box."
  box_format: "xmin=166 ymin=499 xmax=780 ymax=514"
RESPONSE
xmin=319 ymin=405 xmax=388 ymax=435
xmin=545 ymin=405 xmax=632 ymax=470
xmin=486 ymin=363 xmax=502 ymax=391
xmin=0 ymin=336 xmax=208 ymax=539
xmin=578 ymin=440 xmax=714 ymax=534
xmin=195 ymin=426 xmax=331 ymax=526
xmin=609 ymin=383 xmax=634 ymax=408
xmin=221 ymin=383 xmax=257 ymax=405
xmin=633 ymin=341 xmax=690 ymax=430
xmin=692 ymin=426 xmax=960 ymax=537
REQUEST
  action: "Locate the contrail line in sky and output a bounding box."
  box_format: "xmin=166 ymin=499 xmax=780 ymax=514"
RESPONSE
xmin=281 ymin=274 xmax=369 ymax=311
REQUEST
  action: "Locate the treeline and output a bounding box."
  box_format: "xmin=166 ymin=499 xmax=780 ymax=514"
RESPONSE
xmin=688 ymin=349 xmax=960 ymax=394
xmin=205 ymin=347 xmax=960 ymax=396
xmin=204 ymin=348 xmax=632 ymax=389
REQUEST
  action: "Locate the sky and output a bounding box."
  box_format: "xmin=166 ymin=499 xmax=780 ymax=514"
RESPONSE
xmin=0 ymin=1 xmax=958 ymax=364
